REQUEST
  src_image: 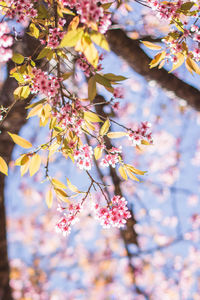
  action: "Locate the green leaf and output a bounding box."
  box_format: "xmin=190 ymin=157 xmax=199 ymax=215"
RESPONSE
xmin=37 ymin=4 xmax=48 ymax=18
xmin=88 ymin=76 xmax=97 ymax=101
xmin=103 ymin=73 xmax=127 ymax=81
xmin=94 ymin=74 xmax=112 ymax=88
xmin=12 ymin=53 xmax=24 ymax=64
xmin=180 ymin=2 xmax=194 ymax=11
xmin=36 ymin=48 xmax=53 ymax=60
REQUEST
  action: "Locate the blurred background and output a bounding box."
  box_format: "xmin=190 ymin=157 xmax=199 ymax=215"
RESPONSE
xmin=1 ymin=1 xmax=200 ymax=299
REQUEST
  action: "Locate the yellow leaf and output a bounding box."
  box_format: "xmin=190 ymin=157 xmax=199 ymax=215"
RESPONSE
xmin=118 ymin=165 xmax=127 ymax=180
xmin=45 ymin=188 xmax=53 ymax=208
xmin=13 ymin=86 xmax=23 ymax=100
xmin=20 ymin=156 xmax=30 ymax=176
xmin=90 ymin=32 xmax=110 ymax=51
xmin=158 ymin=60 xmax=165 ymax=69
xmin=125 ymin=164 xmax=146 ymax=175
xmin=59 ymin=28 xmax=84 ymax=48
xmin=124 ymin=3 xmax=132 ymax=11
xmin=169 ymin=53 xmax=185 ymax=73
xmin=126 ymin=168 xmax=140 ymax=182
xmin=52 ymin=178 xmax=67 ymax=189
xmin=29 ymin=23 xmax=39 ymax=38
xmin=100 ymin=119 xmax=110 ymax=136
xmin=94 ymin=146 xmax=102 ymax=160
xmin=141 ymin=140 xmax=151 ymax=145
xmin=8 ymin=132 xmax=32 ymax=149
xmin=141 ymin=41 xmax=162 ymax=50
xmin=13 ymin=86 xmax=30 ymax=100
xmin=61 ymin=7 xmax=75 ymax=15
xmin=77 ymin=34 xmax=99 ymax=68
xmin=150 ymin=51 xmax=166 ymax=68
xmin=27 ymin=103 xmax=43 ymax=119
xmin=84 ymin=120 xmax=95 ymax=131
xmin=84 ymin=111 xmax=102 ymax=123
xmin=15 ymin=154 xmax=29 ymax=166
xmin=0 ymin=156 xmax=8 ymax=176
xmin=68 ymin=16 xmax=79 ymax=31
xmin=185 ymin=57 xmax=200 ymax=75
xmin=21 ymin=85 xmax=30 ymax=99
xmin=66 ymin=178 xmax=79 ymax=193
xmin=107 ymin=132 xmax=127 ymax=138
xmin=54 ymin=188 xmax=70 ymax=202
xmin=29 ymin=154 xmax=41 ymax=176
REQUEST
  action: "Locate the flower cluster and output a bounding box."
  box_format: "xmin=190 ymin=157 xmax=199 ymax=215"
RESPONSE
xmin=163 ymin=27 xmax=200 ymax=64
xmin=3 ymin=0 xmax=37 ymax=23
xmin=147 ymin=0 xmax=190 ymax=20
xmin=93 ymin=195 xmax=131 ymax=228
xmin=146 ymin=0 xmax=200 ymax=63
xmin=0 ymin=22 xmax=13 ymax=63
xmin=46 ymin=26 xmax=65 ymax=48
xmin=61 ymin=0 xmax=111 ymax=33
xmin=100 ymin=147 xmax=122 ymax=168
xmin=128 ymin=121 xmax=153 ymax=146
xmin=76 ymin=54 xmax=103 ymax=77
xmin=30 ymin=68 xmax=60 ymax=99
xmin=74 ymin=144 xmax=93 ymax=170
xmin=51 ymin=101 xmax=85 ymax=136
xmin=56 ymin=203 xmax=82 ymax=236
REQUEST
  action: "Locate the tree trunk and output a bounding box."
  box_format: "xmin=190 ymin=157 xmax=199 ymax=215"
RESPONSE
xmin=0 ymin=33 xmax=42 ymax=300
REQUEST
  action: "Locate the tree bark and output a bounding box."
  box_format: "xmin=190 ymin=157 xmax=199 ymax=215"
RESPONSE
xmin=0 ymin=34 xmax=41 ymax=300
xmin=107 ymin=29 xmax=200 ymax=111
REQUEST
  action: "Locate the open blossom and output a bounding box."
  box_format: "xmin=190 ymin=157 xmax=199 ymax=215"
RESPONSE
xmin=46 ymin=26 xmax=65 ymax=48
xmin=93 ymin=195 xmax=131 ymax=228
xmin=100 ymin=147 xmax=122 ymax=168
xmin=74 ymin=144 xmax=93 ymax=170
xmin=30 ymin=68 xmax=60 ymax=99
xmin=61 ymin=0 xmax=111 ymax=33
xmin=56 ymin=203 xmax=82 ymax=236
xmin=51 ymin=101 xmax=85 ymax=136
xmin=113 ymin=87 xmax=124 ymax=99
xmin=0 ymin=22 xmax=13 ymax=63
xmin=3 ymin=0 xmax=37 ymax=23
xmin=128 ymin=121 xmax=153 ymax=146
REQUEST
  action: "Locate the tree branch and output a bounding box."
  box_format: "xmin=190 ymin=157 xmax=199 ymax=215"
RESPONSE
xmin=107 ymin=29 xmax=200 ymax=111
